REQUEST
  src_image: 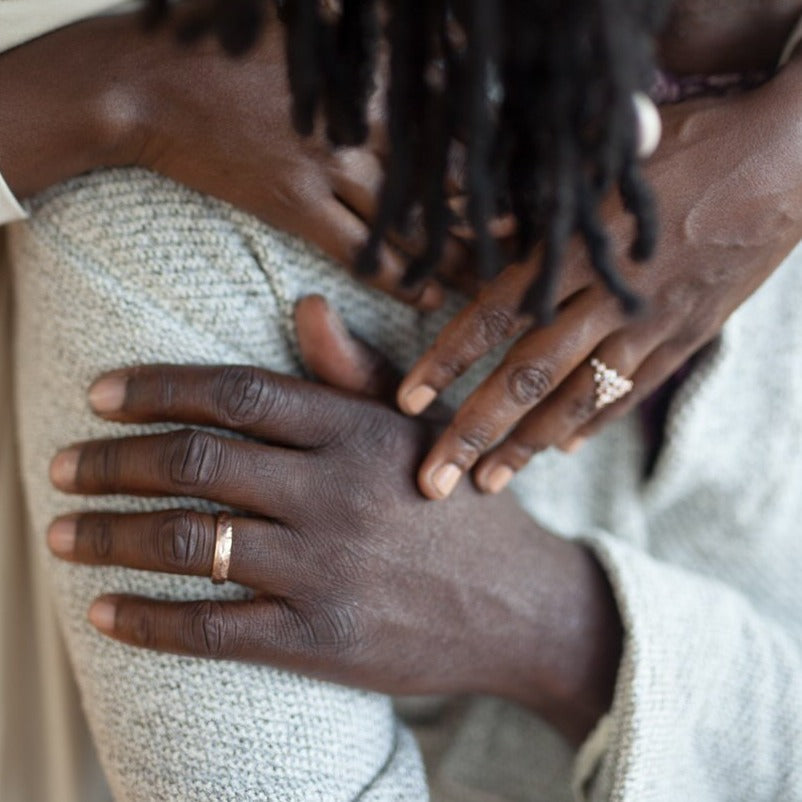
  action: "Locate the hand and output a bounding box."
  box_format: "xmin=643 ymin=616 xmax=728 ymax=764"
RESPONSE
xmin=396 ymin=73 xmax=802 ymax=499
xmin=126 ymin=7 xmax=457 ymax=309
xmin=45 ymin=298 xmax=622 ymax=743
xmin=1 ymin=11 xmax=458 ymax=309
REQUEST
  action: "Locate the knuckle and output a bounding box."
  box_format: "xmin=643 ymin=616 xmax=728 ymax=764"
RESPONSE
xmin=187 ymin=601 xmax=232 ymax=659
xmin=158 ymin=511 xmax=206 ymax=571
xmin=167 ymin=430 xmax=224 ymax=489
xmin=85 ymin=517 xmax=113 ymax=560
xmin=128 ymin=606 xmax=156 ymax=649
xmin=454 ymin=419 xmax=498 ymax=463
xmin=152 ymin=369 xmax=176 ymax=412
xmin=85 ymin=441 xmax=122 ymax=487
xmin=506 ymin=364 xmax=553 ymax=407
xmin=354 ymin=409 xmax=403 ymax=454
xmin=214 ymin=366 xmax=271 ymax=426
xmin=504 ymin=437 xmax=544 ymax=470
xmin=567 ymin=392 xmax=599 ymax=424
xmin=475 ymin=303 xmax=518 ymax=346
xmin=431 ymin=350 xmax=471 ymax=383
xmin=308 ymin=604 xmax=362 ymax=657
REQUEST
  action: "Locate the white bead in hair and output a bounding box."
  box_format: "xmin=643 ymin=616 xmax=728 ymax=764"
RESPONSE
xmin=632 ymin=91 xmax=662 ymax=159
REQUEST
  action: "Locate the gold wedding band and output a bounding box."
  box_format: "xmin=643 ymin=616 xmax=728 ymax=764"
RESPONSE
xmin=211 ymin=512 xmax=234 ymax=585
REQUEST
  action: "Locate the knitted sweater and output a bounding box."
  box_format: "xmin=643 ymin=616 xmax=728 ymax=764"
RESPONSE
xmin=8 ymin=168 xmax=802 ymax=801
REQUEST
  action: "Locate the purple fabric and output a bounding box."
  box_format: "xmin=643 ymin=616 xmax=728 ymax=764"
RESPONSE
xmin=649 ymin=68 xmax=770 ymax=104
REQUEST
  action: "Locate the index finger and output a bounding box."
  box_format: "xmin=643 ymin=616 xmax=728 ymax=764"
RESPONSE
xmin=398 ymin=254 xmax=567 ymax=416
xmin=86 ymin=364 xmax=372 ymax=448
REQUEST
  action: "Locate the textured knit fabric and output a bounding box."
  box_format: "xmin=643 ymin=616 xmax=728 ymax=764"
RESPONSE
xmin=9 ymin=167 xmax=802 ymax=801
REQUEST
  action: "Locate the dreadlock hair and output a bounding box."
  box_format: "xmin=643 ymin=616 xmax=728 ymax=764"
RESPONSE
xmin=142 ymin=0 xmax=672 ymax=323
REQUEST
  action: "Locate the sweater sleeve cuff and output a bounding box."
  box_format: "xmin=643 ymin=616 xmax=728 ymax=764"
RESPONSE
xmin=0 ymin=169 xmax=28 ymax=225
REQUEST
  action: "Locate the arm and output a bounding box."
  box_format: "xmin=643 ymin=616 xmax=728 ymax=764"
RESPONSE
xmin=45 ymin=298 xmax=802 ymax=800
xmin=395 ymin=42 xmax=802 ymax=499
xmin=48 ymin=356 xmax=623 ymax=746
xmin=0 ymin=11 xmax=443 ymax=307
xmin=46 ymin=326 xmax=802 ymax=802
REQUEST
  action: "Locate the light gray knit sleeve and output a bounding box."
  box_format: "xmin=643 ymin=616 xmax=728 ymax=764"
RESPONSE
xmin=10 ymin=168 xmax=430 ymax=801
xmin=572 ymin=532 xmax=802 ymax=802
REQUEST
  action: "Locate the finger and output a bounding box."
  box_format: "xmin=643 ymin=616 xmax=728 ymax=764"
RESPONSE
xmin=48 ymin=510 xmax=299 ymax=593
xmin=474 ymin=332 xmax=650 ymax=492
xmin=416 ymin=289 xmax=623 ymax=499
xmin=306 ymin=197 xmax=443 ymax=311
xmin=397 ymin=261 xmax=539 ymax=416
xmin=87 ymin=595 xmax=283 ymax=662
xmin=398 ymin=254 xmax=591 ymax=417
xmin=568 ymin=343 xmax=694 ymax=444
xmin=49 ymin=430 xmax=307 ymax=519
xmin=89 ymin=594 xmax=350 ymax=674
xmin=294 ymin=295 xmax=400 ymax=402
xmin=87 ymin=364 xmax=362 ymax=448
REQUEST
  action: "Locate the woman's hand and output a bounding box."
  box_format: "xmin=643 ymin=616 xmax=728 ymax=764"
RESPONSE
xmin=45 ymin=299 xmax=622 ymax=743
xmin=127 ymin=8 xmax=453 ymax=309
xmin=396 ymin=63 xmax=802 ymax=499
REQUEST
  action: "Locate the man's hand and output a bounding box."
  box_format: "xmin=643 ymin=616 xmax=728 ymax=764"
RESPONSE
xmin=45 ymin=300 xmax=623 ymax=744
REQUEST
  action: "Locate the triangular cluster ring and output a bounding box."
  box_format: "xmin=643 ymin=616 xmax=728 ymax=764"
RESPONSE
xmin=590 ymin=358 xmax=634 ymax=410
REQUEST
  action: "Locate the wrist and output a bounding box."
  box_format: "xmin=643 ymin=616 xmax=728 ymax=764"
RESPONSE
xmin=468 ymin=500 xmax=622 ymax=744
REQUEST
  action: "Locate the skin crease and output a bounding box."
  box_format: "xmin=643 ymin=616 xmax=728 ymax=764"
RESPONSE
xmin=399 ymin=41 xmax=802 ymax=501
xmin=47 ymin=334 xmax=623 ymax=746
xmin=0 ymin=10 xmax=446 ymax=309
xmin=0 ymin=0 xmax=790 ymax=749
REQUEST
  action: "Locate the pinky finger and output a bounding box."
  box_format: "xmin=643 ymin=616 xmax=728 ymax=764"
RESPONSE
xmin=88 ymin=594 xmax=276 ymax=661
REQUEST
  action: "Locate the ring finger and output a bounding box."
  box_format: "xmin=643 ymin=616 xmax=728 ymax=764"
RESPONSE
xmin=47 ymin=510 xmax=300 ymax=594
xmin=474 ymin=331 xmax=653 ymax=492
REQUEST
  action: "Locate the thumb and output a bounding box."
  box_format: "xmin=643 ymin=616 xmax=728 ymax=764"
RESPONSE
xmin=294 ymin=295 xmax=400 ymax=403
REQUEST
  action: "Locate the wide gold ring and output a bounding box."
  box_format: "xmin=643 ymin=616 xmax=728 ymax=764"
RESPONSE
xmin=211 ymin=512 xmax=234 ymax=585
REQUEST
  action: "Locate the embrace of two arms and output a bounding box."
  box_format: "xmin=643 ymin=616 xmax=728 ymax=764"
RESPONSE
xmin=2 ymin=0 xmax=802 ymax=747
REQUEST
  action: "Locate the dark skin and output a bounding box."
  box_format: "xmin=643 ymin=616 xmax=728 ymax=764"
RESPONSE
xmin=400 ymin=30 xmax=802 ymax=499
xmin=0 ymin=8 xmax=448 ymax=309
xmin=47 ymin=297 xmax=622 ymax=746
xmin=1 ymin=0 xmax=795 ymax=747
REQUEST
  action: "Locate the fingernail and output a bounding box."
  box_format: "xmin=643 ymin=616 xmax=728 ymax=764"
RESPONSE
xmin=484 ymin=465 xmax=514 ymax=494
xmin=431 ymin=463 xmax=462 ymax=499
xmin=419 ymin=282 xmax=444 ymax=311
xmin=89 ymin=375 xmax=127 ymax=413
xmin=403 ymin=385 xmax=437 ymax=415
xmin=47 ymin=517 xmax=77 ymax=556
xmin=88 ymin=598 xmax=116 ymax=634
xmin=563 ymin=436 xmax=587 ymax=454
xmin=50 ymin=448 xmax=80 ymax=490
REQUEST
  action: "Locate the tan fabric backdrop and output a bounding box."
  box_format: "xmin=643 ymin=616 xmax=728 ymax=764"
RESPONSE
xmin=0 ymin=227 xmax=109 ymax=802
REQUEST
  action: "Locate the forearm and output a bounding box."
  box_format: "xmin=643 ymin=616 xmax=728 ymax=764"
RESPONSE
xmin=0 ymin=14 xmax=148 ymax=200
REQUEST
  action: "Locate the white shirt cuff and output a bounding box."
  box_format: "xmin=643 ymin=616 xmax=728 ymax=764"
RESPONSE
xmin=0 ymin=169 xmax=28 ymax=226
